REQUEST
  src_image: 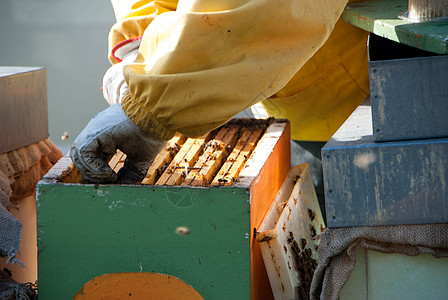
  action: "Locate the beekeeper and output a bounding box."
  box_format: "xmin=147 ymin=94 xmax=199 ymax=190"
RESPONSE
xmin=70 ymin=0 xmax=369 ymax=205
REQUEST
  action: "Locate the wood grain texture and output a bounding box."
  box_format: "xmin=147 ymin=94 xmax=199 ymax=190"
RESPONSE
xmin=109 ymin=150 xmax=125 ymax=173
xmin=142 ymin=133 xmax=187 ymax=185
xmin=342 ymin=0 xmax=448 ymax=54
xmin=211 ymin=130 xmax=253 ymax=186
xmin=156 ymin=132 xmax=213 ymax=186
xmin=0 ymin=67 xmax=48 ymax=153
xmin=216 ymin=128 xmax=264 ymax=186
xmin=184 ymin=127 xmax=239 ymax=186
xmin=246 ymin=121 xmax=291 ymax=300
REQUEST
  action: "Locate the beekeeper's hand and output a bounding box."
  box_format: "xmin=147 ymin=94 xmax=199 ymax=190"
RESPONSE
xmin=70 ymin=103 xmax=166 ymax=184
xmin=102 ymin=49 xmax=138 ymax=106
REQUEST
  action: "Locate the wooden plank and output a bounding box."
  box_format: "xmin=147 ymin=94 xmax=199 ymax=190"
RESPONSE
xmin=181 ymin=128 xmax=228 ymax=186
xmin=110 ymin=151 xmax=126 ymax=173
xmin=166 ymin=132 xmax=214 ymax=186
xmin=368 ymin=34 xmax=448 ymax=142
xmin=185 ymin=127 xmax=239 ymax=186
xmin=191 ymin=126 xmax=239 ymax=186
xmin=142 ymin=133 xmax=187 ymax=185
xmin=45 ymin=154 xmax=82 ymax=184
xmin=222 ymin=128 xmax=264 ymax=186
xmin=155 ymin=132 xmax=212 ymax=186
xmin=108 ymin=150 xmax=125 ymax=172
xmin=342 ymin=0 xmax=448 ymax=54
xmin=211 ymin=130 xmax=253 ymax=186
xmin=155 ymin=137 xmax=198 ymax=185
xmin=245 ymin=121 xmax=290 ymax=300
xmin=256 ymin=164 xmax=324 ymax=299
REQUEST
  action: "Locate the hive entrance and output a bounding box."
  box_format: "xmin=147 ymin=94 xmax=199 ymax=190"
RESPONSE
xmin=108 ymin=119 xmax=271 ymax=186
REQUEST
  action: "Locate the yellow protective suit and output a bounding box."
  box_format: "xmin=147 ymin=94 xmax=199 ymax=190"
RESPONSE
xmin=108 ymin=0 xmax=370 ymax=141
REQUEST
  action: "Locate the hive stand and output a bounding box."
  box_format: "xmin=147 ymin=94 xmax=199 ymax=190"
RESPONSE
xmin=323 ymin=0 xmax=448 ymax=228
xmin=322 ymin=1 xmax=448 ymax=298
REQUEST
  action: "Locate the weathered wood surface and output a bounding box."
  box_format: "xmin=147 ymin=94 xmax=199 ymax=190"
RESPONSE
xmin=183 ymin=126 xmax=239 ymax=186
xmin=109 ymin=150 xmax=125 ymax=173
xmin=342 ymin=0 xmax=448 ymax=54
xmin=0 ymin=67 xmax=49 ymax=153
xmin=106 ymin=122 xmax=269 ymax=186
xmin=55 ymin=119 xmax=278 ymax=188
xmin=156 ymin=132 xmax=213 ymax=186
xmin=37 ymin=183 xmax=252 ymax=300
xmin=323 ymin=105 xmax=448 ymax=227
xmin=210 ymin=130 xmax=253 ymax=186
xmin=257 ymin=164 xmax=324 ymax=300
xmin=142 ymin=133 xmax=187 ymax=185
xmin=212 ymin=127 xmax=264 ymax=186
xmin=368 ymin=34 xmax=448 ymax=142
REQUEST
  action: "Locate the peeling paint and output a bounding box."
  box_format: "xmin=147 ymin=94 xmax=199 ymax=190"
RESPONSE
xmin=105 ymin=198 xmax=150 ymax=210
xmin=96 ymin=190 xmax=108 ymax=197
xmin=324 ymin=104 xmax=448 ymax=227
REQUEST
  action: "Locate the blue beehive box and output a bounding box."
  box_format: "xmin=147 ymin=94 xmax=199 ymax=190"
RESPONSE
xmin=322 ymin=103 xmax=448 ymax=228
xmin=369 ymin=34 xmax=448 ymax=142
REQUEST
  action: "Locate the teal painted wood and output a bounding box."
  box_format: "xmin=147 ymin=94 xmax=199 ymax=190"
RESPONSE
xmin=341 ymin=247 xmax=448 ymax=299
xmin=342 ymin=0 xmax=448 ymax=54
xmin=339 ymin=247 xmax=367 ymax=300
xmin=37 ymin=184 xmax=251 ymax=299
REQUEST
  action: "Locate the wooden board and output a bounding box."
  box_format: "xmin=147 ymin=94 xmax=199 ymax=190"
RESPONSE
xmin=109 ymin=150 xmax=125 ymax=172
xmin=257 ymin=164 xmax=324 ymax=300
xmin=241 ymin=121 xmax=291 ymax=300
xmin=183 ymin=126 xmax=239 ymax=186
xmin=342 ymin=0 xmax=448 ymax=54
xmin=212 ymin=128 xmax=264 ymax=186
xmin=99 ymin=119 xmax=274 ymax=187
xmin=210 ymin=130 xmax=252 ymax=186
xmin=142 ymin=133 xmax=187 ymax=185
xmin=156 ymin=132 xmax=213 ymax=186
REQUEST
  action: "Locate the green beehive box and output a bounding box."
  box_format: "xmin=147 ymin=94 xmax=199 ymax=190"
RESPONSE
xmin=37 ymin=120 xmax=290 ymax=300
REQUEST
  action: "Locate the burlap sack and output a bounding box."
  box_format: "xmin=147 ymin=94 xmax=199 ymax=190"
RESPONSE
xmin=0 ymin=172 xmax=12 ymax=209
xmin=0 ymin=139 xmax=62 ymax=203
xmin=0 ymin=139 xmax=62 ymax=261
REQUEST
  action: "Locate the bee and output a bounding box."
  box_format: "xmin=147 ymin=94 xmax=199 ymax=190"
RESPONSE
xmin=61 ymin=131 xmax=69 ymax=141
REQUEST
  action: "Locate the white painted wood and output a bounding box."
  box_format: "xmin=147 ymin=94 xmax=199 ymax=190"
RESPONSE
xmin=257 ymin=164 xmax=325 ymax=300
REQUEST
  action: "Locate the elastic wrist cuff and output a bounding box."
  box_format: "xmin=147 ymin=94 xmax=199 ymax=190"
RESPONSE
xmin=121 ymin=92 xmax=176 ymax=141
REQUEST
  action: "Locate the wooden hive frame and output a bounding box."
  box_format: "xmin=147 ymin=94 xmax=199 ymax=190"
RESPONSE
xmin=37 ymin=119 xmax=291 ymax=300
